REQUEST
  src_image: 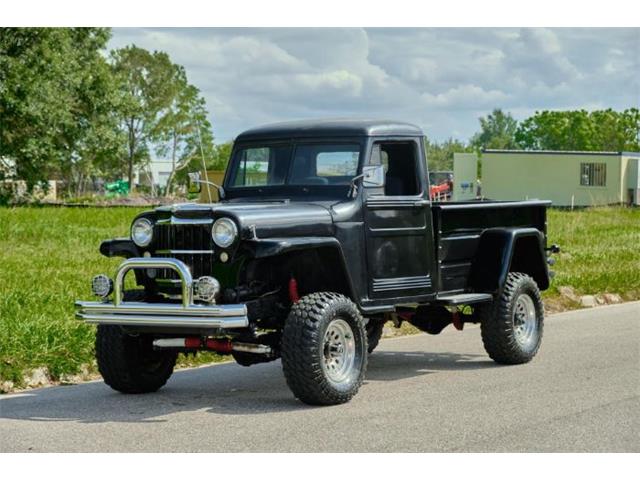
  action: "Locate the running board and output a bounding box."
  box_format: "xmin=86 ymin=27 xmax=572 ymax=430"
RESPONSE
xmin=433 ymin=293 xmax=493 ymax=306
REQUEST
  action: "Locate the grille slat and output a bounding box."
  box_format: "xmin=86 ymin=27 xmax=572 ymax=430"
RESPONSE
xmin=154 ymin=224 xmax=213 ymax=279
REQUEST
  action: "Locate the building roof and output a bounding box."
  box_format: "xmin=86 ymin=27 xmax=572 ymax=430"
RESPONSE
xmin=236 ymin=118 xmax=424 ymax=141
xmin=483 ymin=149 xmax=640 ymax=157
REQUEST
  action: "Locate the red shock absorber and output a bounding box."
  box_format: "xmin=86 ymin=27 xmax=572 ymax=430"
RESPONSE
xmin=205 ymin=338 xmax=233 ymax=354
xmin=184 ymin=337 xmax=202 ymax=349
xmin=288 ymin=277 xmax=300 ymax=303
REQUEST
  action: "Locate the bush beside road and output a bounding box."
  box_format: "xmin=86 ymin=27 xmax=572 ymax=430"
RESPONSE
xmin=1 ymin=206 xmax=639 ymax=391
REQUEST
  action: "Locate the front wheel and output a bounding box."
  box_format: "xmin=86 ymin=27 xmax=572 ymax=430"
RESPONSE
xmin=96 ymin=325 xmax=177 ymax=393
xmin=281 ymin=292 xmax=368 ymax=405
xmin=479 ymin=272 xmax=544 ymax=365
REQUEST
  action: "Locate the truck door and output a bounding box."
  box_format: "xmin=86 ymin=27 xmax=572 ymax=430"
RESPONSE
xmin=363 ymin=139 xmax=437 ymax=300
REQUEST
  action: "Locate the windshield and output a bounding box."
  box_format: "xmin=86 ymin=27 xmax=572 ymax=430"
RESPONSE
xmin=229 ymin=143 xmax=360 ymax=188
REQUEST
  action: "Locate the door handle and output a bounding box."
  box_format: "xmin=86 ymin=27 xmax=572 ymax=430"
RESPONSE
xmin=413 ymin=199 xmax=430 ymax=207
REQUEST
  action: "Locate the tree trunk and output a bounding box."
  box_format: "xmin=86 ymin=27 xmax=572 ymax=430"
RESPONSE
xmin=127 ymin=119 xmax=136 ymax=193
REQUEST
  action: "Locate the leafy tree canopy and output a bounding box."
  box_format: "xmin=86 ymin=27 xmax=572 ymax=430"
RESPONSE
xmin=470 ymin=108 xmax=519 ymax=150
xmin=426 ymin=137 xmax=473 ymax=171
xmin=0 ymin=28 xmax=117 ymax=192
xmin=515 ymin=108 xmax=640 ymax=152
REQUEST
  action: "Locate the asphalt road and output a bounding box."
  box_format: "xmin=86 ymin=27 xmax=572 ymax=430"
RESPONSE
xmin=1 ymin=302 xmax=638 ymax=452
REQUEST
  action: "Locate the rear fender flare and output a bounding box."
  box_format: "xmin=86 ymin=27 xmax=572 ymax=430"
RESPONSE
xmin=469 ymin=228 xmax=549 ymax=293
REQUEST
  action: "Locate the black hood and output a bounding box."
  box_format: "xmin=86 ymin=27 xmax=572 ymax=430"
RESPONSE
xmin=154 ymin=202 xmax=334 ymax=238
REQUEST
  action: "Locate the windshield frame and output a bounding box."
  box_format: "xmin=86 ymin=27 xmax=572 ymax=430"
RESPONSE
xmin=223 ymin=137 xmax=366 ymax=199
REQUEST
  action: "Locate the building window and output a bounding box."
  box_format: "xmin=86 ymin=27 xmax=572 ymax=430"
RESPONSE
xmin=580 ymin=163 xmax=606 ymax=187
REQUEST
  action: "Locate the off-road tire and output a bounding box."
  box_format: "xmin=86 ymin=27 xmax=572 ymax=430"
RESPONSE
xmin=366 ymin=319 xmax=384 ymax=353
xmin=479 ymin=272 xmax=544 ymax=365
xmin=281 ymin=292 xmax=368 ymax=405
xmin=96 ymin=291 xmax=177 ymax=394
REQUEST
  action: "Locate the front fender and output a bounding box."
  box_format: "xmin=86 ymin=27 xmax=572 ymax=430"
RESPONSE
xmin=99 ymin=238 xmax=140 ymax=259
xmin=242 ymin=236 xmax=361 ymax=306
xmin=243 ymin=237 xmax=341 ymax=258
xmin=469 ymin=228 xmax=550 ymax=293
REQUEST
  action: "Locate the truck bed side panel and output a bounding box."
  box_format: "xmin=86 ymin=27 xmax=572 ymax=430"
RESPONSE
xmin=432 ymin=201 xmax=549 ymax=293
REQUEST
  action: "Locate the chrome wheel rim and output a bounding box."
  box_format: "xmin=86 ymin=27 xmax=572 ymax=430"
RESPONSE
xmin=322 ymin=318 xmax=356 ymax=384
xmin=513 ymin=294 xmax=538 ymax=348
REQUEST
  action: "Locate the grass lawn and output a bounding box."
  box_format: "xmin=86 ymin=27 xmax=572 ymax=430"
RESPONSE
xmin=1 ymin=205 xmax=638 ymax=389
xmin=545 ymin=207 xmax=640 ymax=308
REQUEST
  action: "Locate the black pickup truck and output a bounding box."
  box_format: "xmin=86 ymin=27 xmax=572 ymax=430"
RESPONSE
xmin=76 ymin=119 xmax=557 ymax=405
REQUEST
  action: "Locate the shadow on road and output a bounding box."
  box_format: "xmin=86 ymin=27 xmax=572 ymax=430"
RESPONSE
xmin=0 ymin=350 xmax=494 ymax=424
xmin=367 ymin=350 xmax=493 ymax=382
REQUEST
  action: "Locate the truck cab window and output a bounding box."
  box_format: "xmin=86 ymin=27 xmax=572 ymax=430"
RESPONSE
xmin=289 ymin=144 xmax=360 ymax=186
xmin=232 ymin=145 xmax=291 ymax=187
xmin=373 ymin=142 xmax=420 ymax=196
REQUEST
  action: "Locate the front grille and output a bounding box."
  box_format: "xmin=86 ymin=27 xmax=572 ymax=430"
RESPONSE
xmin=155 ymin=223 xmax=211 ymax=251
xmin=154 ymin=252 xmax=215 ymax=280
xmin=153 ymin=223 xmax=214 ymax=280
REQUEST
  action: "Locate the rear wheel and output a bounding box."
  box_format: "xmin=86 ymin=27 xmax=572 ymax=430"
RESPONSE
xmin=479 ymin=272 xmax=544 ymax=364
xmin=281 ymin=292 xmax=367 ymax=405
xmin=95 ymin=291 xmax=177 ymax=393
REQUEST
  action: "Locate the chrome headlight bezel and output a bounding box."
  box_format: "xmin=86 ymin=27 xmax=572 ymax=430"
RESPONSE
xmin=211 ymin=217 xmax=238 ymax=248
xmin=131 ymin=217 xmax=154 ymax=247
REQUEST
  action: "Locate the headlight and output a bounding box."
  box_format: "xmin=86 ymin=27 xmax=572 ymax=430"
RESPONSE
xmin=212 ymin=218 xmax=237 ymax=248
xmin=131 ymin=218 xmax=153 ymax=247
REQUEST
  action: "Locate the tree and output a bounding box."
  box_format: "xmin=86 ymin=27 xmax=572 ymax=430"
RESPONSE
xmin=154 ymin=74 xmax=215 ymax=196
xmin=620 ymin=108 xmax=640 ymax=151
xmin=209 ymin=141 xmax=234 ymax=171
xmin=470 ymin=108 xmax=519 ymax=150
xmin=589 ymin=108 xmax=639 ymax=151
xmin=110 ymin=46 xmax=182 ymax=190
xmin=0 ymin=28 xmax=118 ymax=194
xmin=515 ymin=109 xmax=640 ymax=151
xmin=515 ymin=110 xmax=594 ymax=151
xmin=426 ymin=137 xmax=472 ymax=171
xmin=60 ymin=46 xmax=124 ymax=196
xmin=174 ymin=140 xmax=233 ymax=194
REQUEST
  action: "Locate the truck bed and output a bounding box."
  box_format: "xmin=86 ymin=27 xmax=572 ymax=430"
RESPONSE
xmin=431 ymin=200 xmax=550 ymax=293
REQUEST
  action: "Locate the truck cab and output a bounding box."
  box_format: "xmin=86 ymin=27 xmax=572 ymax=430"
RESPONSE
xmin=77 ymin=119 xmax=557 ymax=405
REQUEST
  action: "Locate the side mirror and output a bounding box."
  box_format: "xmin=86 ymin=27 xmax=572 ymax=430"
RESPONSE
xmin=362 ymin=165 xmax=385 ymax=188
xmin=188 ymin=172 xmax=202 ymax=194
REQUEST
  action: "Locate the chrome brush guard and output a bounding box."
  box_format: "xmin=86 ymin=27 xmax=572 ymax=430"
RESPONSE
xmin=75 ymin=257 xmax=248 ymax=329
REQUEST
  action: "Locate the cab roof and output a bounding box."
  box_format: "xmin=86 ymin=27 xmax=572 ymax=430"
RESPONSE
xmin=235 ymin=118 xmax=424 ymax=141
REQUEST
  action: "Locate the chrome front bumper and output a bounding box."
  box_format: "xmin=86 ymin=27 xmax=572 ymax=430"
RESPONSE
xmin=75 ymin=257 xmax=248 ymax=329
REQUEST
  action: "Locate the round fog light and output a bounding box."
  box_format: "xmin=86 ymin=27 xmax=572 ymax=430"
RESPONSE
xmin=92 ymin=274 xmax=113 ymax=298
xmin=194 ymin=276 xmax=220 ymax=303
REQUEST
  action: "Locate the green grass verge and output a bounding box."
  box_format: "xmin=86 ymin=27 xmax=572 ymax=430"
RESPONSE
xmin=0 ymin=205 xmax=638 ymax=388
xmin=0 ymin=206 xmax=224 ymax=387
xmin=544 ymin=207 xmax=640 ymax=308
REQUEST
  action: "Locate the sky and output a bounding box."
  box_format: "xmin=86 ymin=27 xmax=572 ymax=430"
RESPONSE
xmin=109 ymin=28 xmax=640 ymax=144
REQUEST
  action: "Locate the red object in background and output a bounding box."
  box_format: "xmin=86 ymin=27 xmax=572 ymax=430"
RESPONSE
xmin=430 ymin=182 xmax=451 ymax=200
xmin=289 ymin=277 xmax=300 ymax=303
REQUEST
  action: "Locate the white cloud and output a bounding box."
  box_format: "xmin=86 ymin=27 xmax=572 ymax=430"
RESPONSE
xmin=109 ymin=27 xmax=640 ymax=143
xmin=422 ymin=84 xmax=510 ymax=109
